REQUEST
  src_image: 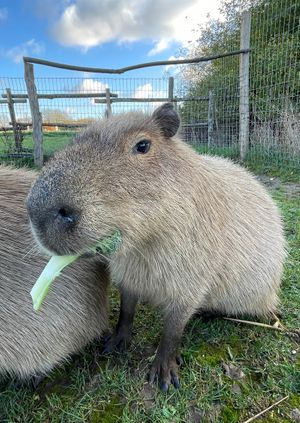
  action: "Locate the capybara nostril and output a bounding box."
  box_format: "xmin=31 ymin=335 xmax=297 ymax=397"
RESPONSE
xmin=57 ymin=207 xmax=77 ymax=226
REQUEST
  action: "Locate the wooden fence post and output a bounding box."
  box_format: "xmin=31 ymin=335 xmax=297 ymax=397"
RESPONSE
xmin=239 ymin=10 xmax=251 ymax=160
xmin=24 ymin=61 xmax=43 ymax=167
xmin=6 ymin=88 xmax=21 ymax=151
xmin=105 ymin=88 xmax=112 ymax=118
xmin=208 ymin=90 xmax=214 ymax=148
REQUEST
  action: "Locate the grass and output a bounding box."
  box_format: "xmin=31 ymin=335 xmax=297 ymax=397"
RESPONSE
xmin=194 ymin=144 xmax=300 ymax=182
xmin=0 ymin=138 xmax=299 ymax=422
xmin=0 ymin=131 xmax=75 ymax=169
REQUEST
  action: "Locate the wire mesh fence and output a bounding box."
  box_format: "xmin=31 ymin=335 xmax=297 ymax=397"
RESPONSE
xmin=178 ymin=0 xmax=299 ymax=169
xmin=178 ymin=55 xmax=240 ymax=156
xmin=0 ymin=0 xmax=299 ymax=171
xmin=248 ymin=0 xmax=300 ymax=170
xmin=0 ymin=77 xmax=171 ymax=160
xmin=0 ymin=73 xmax=242 ymax=162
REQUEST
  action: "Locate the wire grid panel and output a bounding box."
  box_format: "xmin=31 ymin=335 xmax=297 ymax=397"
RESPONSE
xmin=33 ymin=77 xmax=170 ymax=122
xmin=0 ymin=78 xmax=30 ymax=126
xmin=0 ymin=78 xmax=31 ymax=157
xmin=0 ymin=77 xmax=171 ymax=157
xmin=249 ymin=0 xmax=300 ymax=168
xmin=177 ymin=37 xmax=240 ymax=155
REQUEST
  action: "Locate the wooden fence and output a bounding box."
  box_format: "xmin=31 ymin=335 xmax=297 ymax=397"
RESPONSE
xmin=1 ymin=11 xmax=251 ymax=167
xmin=1 ymin=79 xmax=215 ymax=164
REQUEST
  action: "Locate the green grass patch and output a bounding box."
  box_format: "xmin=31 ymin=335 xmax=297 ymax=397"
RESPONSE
xmin=244 ymin=148 xmax=300 ymax=183
xmin=194 ymin=144 xmax=240 ymax=160
xmin=194 ymin=144 xmax=300 ymax=182
xmin=0 ymin=131 xmax=75 ymax=168
xmin=23 ymin=131 xmax=75 ymax=156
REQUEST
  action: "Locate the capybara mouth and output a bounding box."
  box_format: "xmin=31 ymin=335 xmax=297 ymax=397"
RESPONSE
xmin=31 ymin=222 xmax=122 ymax=259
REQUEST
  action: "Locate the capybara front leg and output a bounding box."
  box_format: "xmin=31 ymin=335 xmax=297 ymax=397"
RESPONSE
xmin=148 ymin=305 xmax=192 ymax=392
xmin=103 ymin=289 xmax=138 ymax=353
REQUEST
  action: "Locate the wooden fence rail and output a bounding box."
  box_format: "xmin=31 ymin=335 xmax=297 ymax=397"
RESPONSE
xmin=18 ymin=28 xmax=251 ymax=166
xmin=0 ymin=99 xmax=27 ymax=104
xmin=23 ymin=49 xmax=250 ymax=74
xmin=4 ymin=122 xmax=88 ymax=129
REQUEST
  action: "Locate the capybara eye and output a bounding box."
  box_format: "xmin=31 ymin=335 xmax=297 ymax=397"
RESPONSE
xmin=134 ymin=140 xmax=151 ymax=154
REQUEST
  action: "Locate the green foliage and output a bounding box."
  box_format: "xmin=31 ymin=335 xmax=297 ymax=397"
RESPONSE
xmin=180 ymin=0 xmax=300 ymax=166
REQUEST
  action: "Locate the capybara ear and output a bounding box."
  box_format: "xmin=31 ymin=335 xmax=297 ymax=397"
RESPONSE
xmin=152 ymin=103 xmax=180 ymax=138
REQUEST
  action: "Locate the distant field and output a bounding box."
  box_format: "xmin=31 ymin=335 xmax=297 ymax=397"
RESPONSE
xmin=0 ymin=131 xmax=75 ymax=167
xmin=22 ymin=131 xmax=76 ymax=156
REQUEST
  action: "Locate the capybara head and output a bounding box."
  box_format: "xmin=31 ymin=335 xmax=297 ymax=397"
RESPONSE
xmin=27 ymin=103 xmax=181 ymax=255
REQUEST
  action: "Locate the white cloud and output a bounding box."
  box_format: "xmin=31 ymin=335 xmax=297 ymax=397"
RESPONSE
xmin=51 ymin=0 xmax=222 ymax=55
xmin=77 ymin=78 xmax=109 ymax=104
xmin=78 ymin=78 xmax=108 ymax=93
xmin=6 ymin=39 xmax=44 ymax=64
xmin=65 ymin=106 xmax=76 ymax=115
xmin=0 ymin=8 xmax=8 ymax=21
xmin=133 ymin=83 xmax=165 ymax=101
xmin=131 ymin=83 xmax=166 ymax=112
xmin=148 ymin=39 xmax=170 ymax=57
xmin=133 ymin=83 xmax=153 ymax=99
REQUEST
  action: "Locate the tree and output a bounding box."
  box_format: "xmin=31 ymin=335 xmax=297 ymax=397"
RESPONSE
xmin=43 ymin=109 xmax=73 ymax=123
xmin=179 ymin=0 xmax=300 ymax=147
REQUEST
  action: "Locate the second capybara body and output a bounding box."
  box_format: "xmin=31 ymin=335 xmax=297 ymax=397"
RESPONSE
xmin=0 ymin=166 xmax=109 ymax=379
xmin=27 ymin=104 xmax=286 ymax=390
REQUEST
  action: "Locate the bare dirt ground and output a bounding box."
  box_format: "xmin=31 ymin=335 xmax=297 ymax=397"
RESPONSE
xmin=256 ymin=174 xmax=300 ymax=198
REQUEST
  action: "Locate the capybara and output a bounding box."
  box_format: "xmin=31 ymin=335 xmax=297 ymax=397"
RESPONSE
xmin=0 ymin=166 xmax=109 ymax=379
xmin=26 ymin=104 xmax=286 ymax=391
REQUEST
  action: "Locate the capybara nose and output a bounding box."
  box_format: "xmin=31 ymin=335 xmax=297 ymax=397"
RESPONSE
xmin=27 ymin=199 xmax=79 ymax=234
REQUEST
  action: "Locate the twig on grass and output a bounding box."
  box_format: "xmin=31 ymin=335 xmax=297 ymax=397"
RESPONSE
xmin=223 ymin=316 xmax=300 ymax=341
xmin=242 ymin=395 xmax=289 ymax=423
xmin=223 ymin=317 xmax=285 ymax=331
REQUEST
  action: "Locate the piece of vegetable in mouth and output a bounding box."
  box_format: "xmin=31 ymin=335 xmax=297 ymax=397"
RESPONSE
xmin=30 ymin=230 xmax=122 ymax=311
xmin=30 ymin=254 xmax=78 ymax=311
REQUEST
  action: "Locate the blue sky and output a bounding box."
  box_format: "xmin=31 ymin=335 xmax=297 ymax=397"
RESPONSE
xmin=0 ymin=0 xmax=221 ymax=78
xmin=0 ymin=0 xmax=222 ymax=124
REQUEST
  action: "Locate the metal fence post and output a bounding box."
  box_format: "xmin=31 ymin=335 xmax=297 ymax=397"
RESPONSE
xmin=168 ymin=77 xmax=174 ymax=102
xmin=24 ymin=61 xmax=43 ymax=167
xmin=105 ymin=88 xmax=112 ymax=118
xmin=208 ymin=90 xmax=214 ymax=148
xmin=239 ymin=10 xmax=251 ymax=161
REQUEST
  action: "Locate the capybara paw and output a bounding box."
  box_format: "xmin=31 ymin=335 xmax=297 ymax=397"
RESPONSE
xmin=148 ymin=354 xmax=182 ymax=392
xmin=102 ymin=329 xmax=132 ymax=354
xmin=30 ymin=374 xmax=45 ymax=389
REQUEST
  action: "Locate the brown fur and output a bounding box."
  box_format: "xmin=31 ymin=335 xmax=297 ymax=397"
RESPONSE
xmin=27 ymin=104 xmax=286 ymax=388
xmin=0 ymin=166 xmax=109 ymax=379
